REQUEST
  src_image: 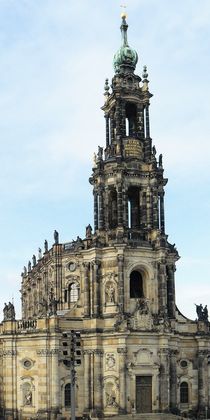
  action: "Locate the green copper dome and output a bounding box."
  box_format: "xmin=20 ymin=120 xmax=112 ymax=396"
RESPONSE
xmin=113 ymin=15 xmax=138 ymax=74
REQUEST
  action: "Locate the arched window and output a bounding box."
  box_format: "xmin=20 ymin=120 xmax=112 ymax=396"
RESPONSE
xmin=65 ymin=383 xmax=71 ymax=407
xmin=130 ymin=271 xmax=144 ymax=298
xmin=180 ymin=382 xmax=189 ymax=403
xmin=70 ymin=283 xmax=78 ymax=302
xmin=109 ymin=189 xmax=117 ymax=229
xmin=64 ymin=283 xmax=79 ymax=304
xmin=125 ymin=103 xmax=137 ymax=137
xmin=127 ymin=187 xmax=140 ymax=229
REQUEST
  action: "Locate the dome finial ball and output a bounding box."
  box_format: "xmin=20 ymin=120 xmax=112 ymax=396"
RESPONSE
xmin=121 ymin=12 xmax=127 ymax=19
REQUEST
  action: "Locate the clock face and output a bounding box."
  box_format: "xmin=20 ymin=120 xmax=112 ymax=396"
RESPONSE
xmin=69 ymin=262 xmax=76 ymax=272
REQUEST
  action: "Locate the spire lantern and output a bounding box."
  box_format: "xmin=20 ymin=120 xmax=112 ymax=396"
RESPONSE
xmin=113 ymin=15 xmax=138 ymax=74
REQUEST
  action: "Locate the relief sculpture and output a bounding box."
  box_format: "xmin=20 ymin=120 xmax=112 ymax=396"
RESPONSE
xmin=105 ymin=282 xmax=115 ymax=304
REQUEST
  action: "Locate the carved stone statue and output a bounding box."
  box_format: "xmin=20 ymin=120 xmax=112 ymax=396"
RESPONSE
xmin=48 ymin=288 xmax=58 ymax=316
xmin=3 ymin=302 xmax=15 ymax=321
xmin=23 ymin=266 xmax=27 ymax=276
xmin=44 ymin=239 xmax=48 ymax=253
xmin=152 ymin=145 xmax=156 ymax=156
xmin=54 ymin=230 xmax=59 ymax=245
xmin=159 ymin=153 xmax=163 ymax=167
xmin=32 ymin=255 xmax=36 ymax=267
xmin=106 ymin=284 xmax=115 ymax=303
xmin=97 ymin=146 xmax=103 ymax=160
xmin=38 ymin=298 xmax=48 ymax=317
xmin=204 ymin=305 xmax=208 ymax=321
xmin=136 ymin=298 xmax=149 ymax=314
xmin=24 ymin=390 xmax=32 ymax=406
xmin=93 ymin=152 xmax=97 ymax=168
xmin=195 ymin=303 xmax=208 ymax=322
xmin=86 ymin=224 xmax=92 ymax=239
xmin=28 ymin=261 xmax=31 ymax=272
xmin=38 ymin=248 xmax=42 ymax=260
xmin=105 ymin=384 xmax=117 ymax=407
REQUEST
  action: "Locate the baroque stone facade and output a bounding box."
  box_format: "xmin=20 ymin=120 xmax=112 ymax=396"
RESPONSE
xmin=0 ymin=14 xmax=209 ymax=420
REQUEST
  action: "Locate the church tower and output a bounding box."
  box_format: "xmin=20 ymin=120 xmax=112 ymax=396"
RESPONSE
xmin=90 ymin=12 xmax=178 ymax=321
xmin=0 ymin=14 xmax=210 ymax=420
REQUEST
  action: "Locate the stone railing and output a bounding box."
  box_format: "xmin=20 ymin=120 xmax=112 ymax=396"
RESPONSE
xmin=17 ymin=319 xmax=37 ymax=330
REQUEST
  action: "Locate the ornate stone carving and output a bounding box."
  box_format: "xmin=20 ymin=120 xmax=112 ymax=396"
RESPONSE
xmin=0 ymin=350 xmax=17 ymax=357
xmin=117 ymin=255 xmax=124 ymax=263
xmin=127 ymin=299 xmax=153 ymax=331
xmin=102 ymin=272 xmax=118 ymax=283
xmin=22 ymin=382 xmax=33 ymax=406
xmin=105 ymin=282 xmax=115 ymax=304
xmin=104 ymin=380 xmax=119 ymax=408
xmin=117 ymin=348 xmax=127 ymax=355
xmin=36 ymin=349 xmax=60 ymax=356
xmin=106 ymin=353 xmax=116 ymax=370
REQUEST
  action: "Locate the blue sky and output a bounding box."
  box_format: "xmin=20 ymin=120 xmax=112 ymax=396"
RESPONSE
xmin=0 ymin=0 xmax=210 ymax=320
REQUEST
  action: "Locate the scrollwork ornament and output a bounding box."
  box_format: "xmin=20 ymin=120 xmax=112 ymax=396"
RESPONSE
xmin=36 ymin=348 xmax=60 ymax=356
xmin=0 ymin=349 xmax=17 ymax=357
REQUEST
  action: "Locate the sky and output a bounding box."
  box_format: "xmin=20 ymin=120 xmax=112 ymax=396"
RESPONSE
xmin=0 ymin=0 xmax=210 ymax=320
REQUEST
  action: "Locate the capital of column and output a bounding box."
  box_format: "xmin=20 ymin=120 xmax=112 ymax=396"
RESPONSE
xmin=93 ymin=349 xmax=104 ymax=356
xmin=198 ymin=350 xmax=209 ymax=357
xmin=117 ymin=347 xmax=127 ymax=355
xmin=169 ymin=349 xmax=179 ymax=357
xmin=83 ymin=262 xmax=90 ymax=270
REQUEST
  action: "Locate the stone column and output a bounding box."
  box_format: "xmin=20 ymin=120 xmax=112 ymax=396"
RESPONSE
xmin=53 ymin=243 xmax=62 ymax=308
xmin=140 ymin=190 xmax=147 ymax=228
xmin=104 ymin=186 xmax=109 ymax=230
xmin=146 ymin=188 xmax=152 ymax=229
xmin=90 ymin=263 xmax=94 ymax=317
xmin=50 ymin=349 xmax=60 ymax=417
xmin=137 ymin=104 xmax=144 ymax=139
xmin=93 ymin=350 xmax=103 ymax=413
xmin=121 ymin=101 xmax=126 ymax=138
xmin=98 ymin=188 xmax=104 ymax=230
xmin=124 ymin=190 xmax=128 ymax=228
xmin=94 ymin=190 xmax=98 ymax=231
xmin=105 ymin=115 xmax=110 ymax=147
xmin=93 ymin=261 xmax=100 ymax=317
xmin=169 ymin=350 xmax=178 ymax=412
xmin=167 ymin=265 xmax=176 ymax=319
xmin=83 ymin=263 xmax=90 ymax=317
xmin=158 ymin=262 xmax=167 ymax=317
xmin=117 ymin=183 xmax=123 ymax=227
xmin=159 ymin=191 xmax=165 ymax=233
xmin=198 ymin=350 xmax=207 ymax=414
xmin=117 ymin=348 xmax=127 ymax=413
xmin=118 ymin=255 xmax=124 ymax=312
xmin=110 ymin=112 xmax=115 ymax=143
xmin=159 ymin=349 xmax=170 ymax=411
xmin=90 ymin=351 xmax=94 ymax=409
xmin=145 ymin=104 xmax=150 ymax=138
xmin=83 ymin=350 xmax=91 ymax=412
xmin=115 ymin=100 xmax=121 ymax=139
xmin=152 ymin=188 xmax=159 ymax=229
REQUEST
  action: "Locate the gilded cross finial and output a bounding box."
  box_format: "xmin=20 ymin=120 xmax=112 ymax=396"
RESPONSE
xmin=120 ymin=4 xmax=127 ymax=19
xmin=120 ymin=4 xmax=128 ymax=46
